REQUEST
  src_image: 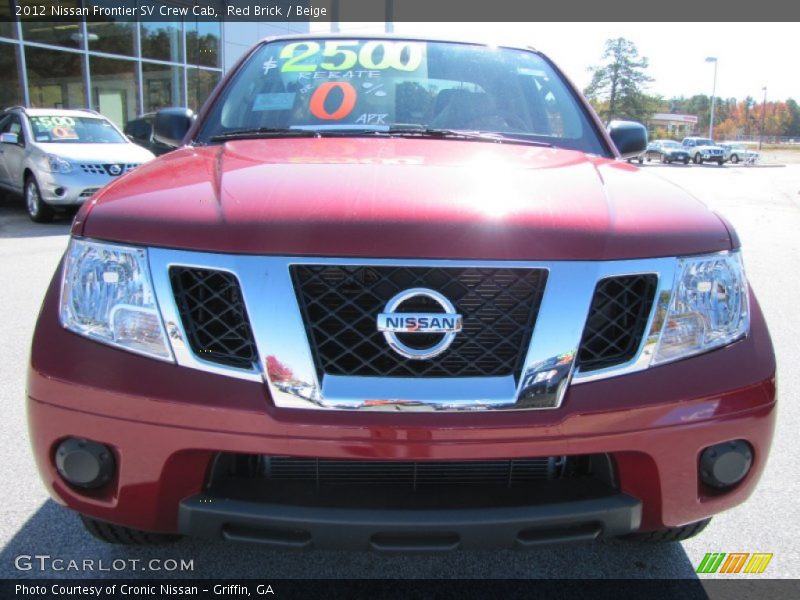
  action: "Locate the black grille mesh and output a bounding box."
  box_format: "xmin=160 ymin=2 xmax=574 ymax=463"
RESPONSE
xmin=169 ymin=267 xmax=258 ymax=369
xmin=290 ymin=265 xmax=547 ymax=379
xmin=577 ymin=274 xmax=658 ymax=372
xmin=263 ymin=456 xmax=562 ymax=489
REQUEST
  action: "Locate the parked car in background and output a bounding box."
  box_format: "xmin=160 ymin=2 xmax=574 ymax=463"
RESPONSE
xmin=644 ymin=140 xmax=690 ymax=164
xmin=681 ymin=136 xmax=725 ymax=165
xmin=719 ymin=141 xmax=760 ymax=165
xmin=124 ymin=113 xmax=175 ymax=156
xmin=0 ymin=107 xmax=154 ymax=222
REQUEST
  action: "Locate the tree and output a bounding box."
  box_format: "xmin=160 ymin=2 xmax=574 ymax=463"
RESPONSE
xmin=786 ymin=99 xmax=800 ymax=137
xmin=584 ymin=38 xmax=654 ymax=123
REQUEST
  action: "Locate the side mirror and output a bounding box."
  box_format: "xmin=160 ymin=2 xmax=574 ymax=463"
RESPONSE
xmin=0 ymin=132 xmax=19 ymax=145
xmin=607 ymin=120 xmax=647 ymax=159
xmin=153 ymin=108 xmax=195 ymax=148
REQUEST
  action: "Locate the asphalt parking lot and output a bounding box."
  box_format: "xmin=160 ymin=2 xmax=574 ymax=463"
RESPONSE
xmin=0 ymin=161 xmax=798 ymax=580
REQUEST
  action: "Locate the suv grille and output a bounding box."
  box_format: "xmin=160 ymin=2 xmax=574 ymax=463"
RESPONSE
xmin=290 ymin=265 xmax=547 ymax=379
xmin=264 ymin=456 xmax=564 ymax=488
xmin=577 ymin=274 xmax=658 ymax=371
xmin=169 ymin=267 xmax=258 ymax=369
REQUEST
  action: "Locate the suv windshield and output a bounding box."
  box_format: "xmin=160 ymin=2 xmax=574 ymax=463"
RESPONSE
xmin=695 ymin=138 xmax=715 ymax=146
xmin=196 ymin=38 xmax=607 ymax=154
xmin=29 ymin=115 xmax=126 ymax=144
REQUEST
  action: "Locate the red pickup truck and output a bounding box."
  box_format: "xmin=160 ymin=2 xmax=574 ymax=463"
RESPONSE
xmin=28 ymin=35 xmax=775 ymax=549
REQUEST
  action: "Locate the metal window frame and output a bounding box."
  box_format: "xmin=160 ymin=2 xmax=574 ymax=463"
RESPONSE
xmin=7 ymin=0 xmax=223 ymax=115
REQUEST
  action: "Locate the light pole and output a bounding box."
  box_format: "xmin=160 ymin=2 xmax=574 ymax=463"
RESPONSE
xmin=705 ymin=57 xmax=718 ymax=139
xmin=759 ymin=86 xmax=767 ymax=151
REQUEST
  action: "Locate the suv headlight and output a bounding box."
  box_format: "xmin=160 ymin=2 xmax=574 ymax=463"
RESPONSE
xmin=653 ymin=251 xmax=749 ymax=364
xmin=59 ymin=238 xmax=173 ymax=361
xmin=46 ymin=154 xmax=73 ymax=174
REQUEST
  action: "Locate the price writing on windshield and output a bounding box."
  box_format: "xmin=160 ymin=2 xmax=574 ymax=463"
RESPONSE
xmin=280 ymin=41 xmax=424 ymax=73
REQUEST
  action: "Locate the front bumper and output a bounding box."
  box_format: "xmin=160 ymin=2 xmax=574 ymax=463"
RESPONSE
xmin=37 ymin=170 xmax=114 ymax=205
xmin=27 ymin=264 xmax=777 ymax=542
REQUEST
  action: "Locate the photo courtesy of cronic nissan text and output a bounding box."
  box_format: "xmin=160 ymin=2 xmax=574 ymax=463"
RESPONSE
xmin=0 ymin=0 xmax=798 ymax=597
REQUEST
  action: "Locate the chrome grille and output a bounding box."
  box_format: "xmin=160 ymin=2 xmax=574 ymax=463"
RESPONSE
xmin=290 ymin=265 xmax=548 ymax=379
xmin=577 ymin=274 xmax=658 ymax=371
xmin=79 ymin=163 xmax=139 ymax=176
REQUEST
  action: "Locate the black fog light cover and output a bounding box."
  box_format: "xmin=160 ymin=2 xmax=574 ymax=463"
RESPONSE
xmin=700 ymin=440 xmax=753 ymax=489
xmin=54 ymin=438 xmax=115 ymax=489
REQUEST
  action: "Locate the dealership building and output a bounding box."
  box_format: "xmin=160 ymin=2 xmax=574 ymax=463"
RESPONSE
xmin=0 ymin=1 xmax=309 ymax=129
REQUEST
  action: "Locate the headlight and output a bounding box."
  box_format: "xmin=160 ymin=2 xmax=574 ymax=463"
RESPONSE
xmin=46 ymin=154 xmax=73 ymax=174
xmin=59 ymin=238 xmax=173 ymax=361
xmin=653 ymin=251 xmax=749 ymax=364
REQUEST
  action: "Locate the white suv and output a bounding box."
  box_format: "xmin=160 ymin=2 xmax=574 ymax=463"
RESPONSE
xmin=0 ymin=107 xmax=154 ymax=222
xmin=681 ymin=136 xmax=725 ymax=165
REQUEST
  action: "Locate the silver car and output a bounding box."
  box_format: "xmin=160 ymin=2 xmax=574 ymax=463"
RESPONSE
xmin=0 ymin=107 xmax=154 ymax=222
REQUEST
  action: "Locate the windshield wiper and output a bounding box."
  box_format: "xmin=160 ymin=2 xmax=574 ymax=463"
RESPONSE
xmin=385 ymin=125 xmax=554 ymax=147
xmin=209 ymin=128 xmax=321 ymax=142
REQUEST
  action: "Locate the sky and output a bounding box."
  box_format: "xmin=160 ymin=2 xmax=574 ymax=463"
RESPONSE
xmin=312 ymin=22 xmax=800 ymax=102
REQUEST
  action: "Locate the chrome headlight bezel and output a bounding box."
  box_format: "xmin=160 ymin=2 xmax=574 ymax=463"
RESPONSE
xmin=59 ymin=238 xmax=174 ymax=362
xmin=652 ymin=250 xmax=749 ymax=366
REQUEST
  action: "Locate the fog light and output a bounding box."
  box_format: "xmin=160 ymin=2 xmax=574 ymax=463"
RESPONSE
xmin=54 ymin=187 xmax=65 ymax=197
xmin=54 ymin=438 xmax=115 ymax=489
xmin=700 ymin=440 xmax=753 ymax=489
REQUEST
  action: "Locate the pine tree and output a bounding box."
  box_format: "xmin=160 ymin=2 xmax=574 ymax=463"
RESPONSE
xmin=584 ymin=38 xmax=654 ymax=124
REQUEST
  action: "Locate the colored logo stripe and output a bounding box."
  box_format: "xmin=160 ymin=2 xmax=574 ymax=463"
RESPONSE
xmin=696 ymin=552 xmax=773 ymax=574
xmin=697 ymin=553 xmax=726 ymax=573
xmin=744 ymin=553 xmax=773 ymax=574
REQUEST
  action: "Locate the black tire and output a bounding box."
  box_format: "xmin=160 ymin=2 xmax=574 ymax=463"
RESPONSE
xmin=637 ymin=157 xmax=644 ymax=164
xmin=683 ymin=157 xmax=690 ymax=165
xmin=621 ymin=518 xmax=711 ymax=543
xmin=731 ymin=154 xmax=739 ymax=164
xmin=693 ymin=153 xmax=702 ymax=164
xmin=717 ymin=159 xmax=724 ymax=166
xmin=25 ymin=175 xmax=54 ymax=223
xmin=80 ymin=515 xmax=181 ymax=545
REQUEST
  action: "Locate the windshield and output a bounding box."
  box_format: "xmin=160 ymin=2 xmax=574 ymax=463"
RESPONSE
xmin=662 ymin=141 xmax=681 ymax=148
xmin=29 ymin=116 xmax=126 ymax=144
xmin=695 ymin=138 xmax=715 ymax=146
xmin=196 ymin=38 xmax=607 ymax=154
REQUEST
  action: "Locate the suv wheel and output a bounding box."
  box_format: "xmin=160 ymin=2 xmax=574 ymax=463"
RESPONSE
xmin=683 ymin=157 xmax=690 ymax=165
xmin=717 ymin=159 xmax=724 ymax=166
xmin=621 ymin=518 xmax=711 ymax=543
xmin=25 ymin=175 xmax=54 ymax=223
xmin=731 ymin=154 xmax=739 ymax=164
xmin=80 ymin=515 xmax=182 ymax=545
xmin=693 ymin=153 xmax=702 ymax=164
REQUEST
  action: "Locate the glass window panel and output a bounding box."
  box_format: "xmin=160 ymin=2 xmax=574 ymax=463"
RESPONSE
xmin=20 ymin=0 xmax=82 ymax=48
xmin=143 ymin=62 xmax=184 ymax=112
xmin=1 ymin=0 xmax=16 ymax=39
xmin=25 ymin=46 xmax=86 ymax=109
xmin=90 ymin=56 xmax=140 ymax=129
xmin=186 ymin=14 xmax=221 ymax=68
xmin=0 ymin=42 xmax=23 ymax=107
xmin=85 ymin=3 xmax=136 ymax=56
xmin=140 ymin=9 xmax=183 ymax=63
xmin=187 ymin=68 xmax=221 ymax=112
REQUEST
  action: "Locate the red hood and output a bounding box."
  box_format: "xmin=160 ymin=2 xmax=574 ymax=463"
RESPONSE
xmin=76 ymin=137 xmax=732 ymax=260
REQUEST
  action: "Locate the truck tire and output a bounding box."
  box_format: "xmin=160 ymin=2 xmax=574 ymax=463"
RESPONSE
xmin=621 ymin=518 xmax=711 ymax=543
xmin=25 ymin=175 xmax=54 ymax=223
xmin=731 ymin=154 xmax=739 ymax=164
xmin=80 ymin=515 xmax=181 ymax=545
xmin=693 ymin=154 xmax=702 ymax=164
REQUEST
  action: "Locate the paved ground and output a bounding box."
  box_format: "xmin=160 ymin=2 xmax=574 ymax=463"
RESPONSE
xmin=0 ymin=162 xmax=798 ymax=580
